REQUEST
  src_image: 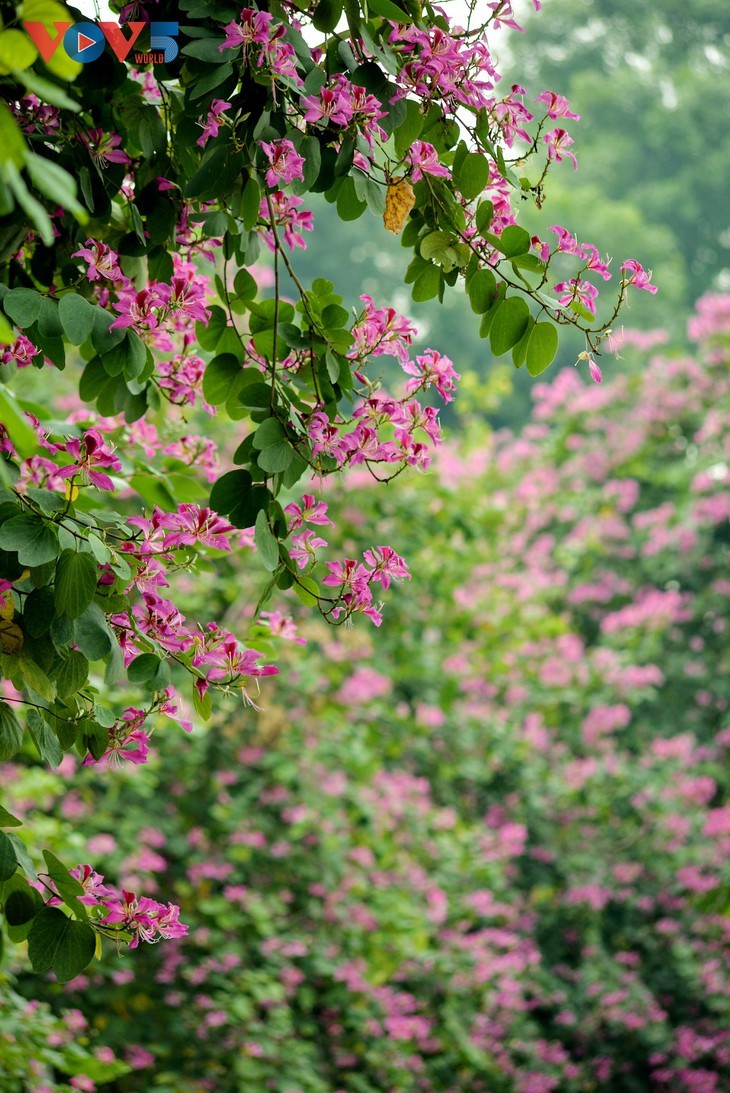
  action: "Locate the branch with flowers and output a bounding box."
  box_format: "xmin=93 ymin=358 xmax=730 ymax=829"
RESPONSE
xmin=0 ymin=0 xmax=656 ymax=983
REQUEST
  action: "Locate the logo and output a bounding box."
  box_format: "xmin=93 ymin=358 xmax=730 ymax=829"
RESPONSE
xmin=23 ymin=20 xmax=179 ymax=65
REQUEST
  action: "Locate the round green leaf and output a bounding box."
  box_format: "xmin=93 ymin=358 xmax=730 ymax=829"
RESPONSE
xmin=5 ymin=883 xmax=43 ymax=926
xmin=489 ymin=296 xmax=531 ymax=356
xmin=27 ymin=906 xmax=96 ymax=982
xmin=73 ymin=603 xmax=113 ymax=661
xmin=210 ymin=469 xmax=253 ymax=515
xmin=59 ymin=293 xmax=97 ymax=346
xmin=0 ymin=515 xmax=60 ymax=566
xmin=526 ymin=321 xmax=560 ymax=376
xmin=202 ymin=354 xmax=242 ymax=405
xmin=54 ymin=549 xmax=98 ymax=619
xmin=455 ymin=152 xmax=490 ymax=201
xmin=468 ymin=269 xmax=497 ymax=314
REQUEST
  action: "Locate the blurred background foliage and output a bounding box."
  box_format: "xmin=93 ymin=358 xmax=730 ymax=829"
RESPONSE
xmin=290 ymin=0 xmax=730 ymax=428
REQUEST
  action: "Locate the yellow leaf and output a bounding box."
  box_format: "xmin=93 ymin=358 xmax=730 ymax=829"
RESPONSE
xmin=383 ymin=177 xmax=415 ymax=235
xmin=0 ymin=591 xmax=14 ymax=620
xmin=0 ymin=618 xmax=24 ymax=654
xmin=64 ymin=481 xmax=79 ymax=501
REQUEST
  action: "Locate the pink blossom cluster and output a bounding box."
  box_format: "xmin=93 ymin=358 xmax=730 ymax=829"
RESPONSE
xmin=219 ymin=7 xmax=301 ymax=85
xmin=45 ymin=864 xmax=187 ymax=950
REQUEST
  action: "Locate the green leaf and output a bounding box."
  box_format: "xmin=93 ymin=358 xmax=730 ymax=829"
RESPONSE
xmin=5 ymin=161 xmax=53 ymax=245
xmin=526 ymin=321 xmax=560 ymax=376
xmin=13 ymin=69 xmax=79 ymax=112
xmin=210 ymin=469 xmax=253 ymax=514
xmin=257 ymin=441 xmax=294 ymax=475
xmin=202 ymin=354 xmax=241 ymax=405
xmin=0 ymin=101 xmax=27 ymax=170
xmin=0 ymin=514 xmax=59 ymax=565
xmin=55 ymin=649 xmax=89 ymax=699
xmin=6 ymin=832 xmax=35 ymax=880
xmin=312 ymin=0 xmax=343 ymax=31
xmin=455 ymin=152 xmax=490 ymax=201
xmin=0 ymin=384 xmax=37 ymax=458
xmin=196 ymin=305 xmax=228 ymax=352
xmin=420 ymin=230 xmax=452 ymax=262
xmin=54 ymin=549 xmax=98 ymax=619
xmin=73 ymin=603 xmax=112 ymax=661
xmin=59 ymin=294 xmax=97 ymax=345
xmin=0 ymin=29 xmax=37 ymax=74
xmin=18 ymin=655 xmax=54 ymax=702
xmin=253 ymin=417 xmax=285 ymax=450
xmin=192 ymin=681 xmax=212 ymax=721
xmin=367 ymin=0 xmax=414 ymax=21
xmin=3 ymin=287 xmax=42 ymax=328
xmin=0 ymin=701 xmax=24 ymax=761
xmin=412 ymin=264 xmax=441 ymax=302
xmin=336 ymin=175 xmax=367 ymax=221
xmin=495 ymin=224 xmax=532 ymax=259
xmin=254 ymin=510 xmax=280 ymax=572
xmin=489 ymin=297 xmax=532 ymax=356
xmin=4 ymin=883 xmax=42 ymax=926
xmin=468 ymin=269 xmax=497 ymax=314
xmin=27 ymin=906 xmax=96 ymax=982
xmin=0 ymin=804 xmax=22 ymax=827
xmin=294 ymin=575 xmax=320 ymax=607
xmin=475 ymin=200 xmax=494 ymax=236
xmin=511 ymin=316 xmax=535 ymax=369
xmin=102 ymin=330 xmax=147 ymax=380
xmin=394 ymin=98 xmax=425 ymax=158
xmin=0 ymin=830 xmax=17 ymax=881
xmin=27 ymin=707 xmax=63 ymax=768
xmin=25 ymin=154 xmax=86 ymax=220
xmin=241 ymin=176 xmax=261 ymax=232
xmin=128 ymin=653 xmax=171 ymax=690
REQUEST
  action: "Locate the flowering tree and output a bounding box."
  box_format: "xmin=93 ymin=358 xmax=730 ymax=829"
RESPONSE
xmin=4 ymin=296 xmax=727 ymax=1091
xmin=0 ymin=0 xmax=656 ymax=985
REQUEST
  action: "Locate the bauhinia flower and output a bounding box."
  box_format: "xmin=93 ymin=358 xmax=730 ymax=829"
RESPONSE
xmin=56 ymin=428 xmax=122 ymax=492
xmin=621 ymin=259 xmax=658 ymax=294
xmin=259 ymin=139 xmax=305 ymax=189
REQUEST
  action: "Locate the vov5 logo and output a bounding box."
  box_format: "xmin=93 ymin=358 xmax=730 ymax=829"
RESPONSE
xmin=23 ymin=19 xmax=179 ymax=65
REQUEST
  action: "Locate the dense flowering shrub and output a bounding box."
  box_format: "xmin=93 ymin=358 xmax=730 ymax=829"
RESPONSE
xmin=4 ymin=296 xmax=728 ymax=1091
xmin=0 ymin=0 xmax=658 ymax=984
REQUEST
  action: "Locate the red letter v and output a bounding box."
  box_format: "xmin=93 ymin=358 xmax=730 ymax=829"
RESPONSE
xmin=99 ymin=21 xmax=145 ymax=62
xmin=23 ymin=21 xmax=72 ymax=62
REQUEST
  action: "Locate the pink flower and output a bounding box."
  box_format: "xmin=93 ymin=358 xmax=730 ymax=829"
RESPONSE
xmin=196 ymin=99 xmax=232 ymax=148
xmin=543 ymin=127 xmax=578 ymax=169
xmin=82 ymin=711 xmax=151 ymax=767
xmin=259 ymin=139 xmax=305 ymax=188
xmin=2 ymin=334 xmax=40 ymax=368
xmin=69 ymin=864 xmax=115 ymax=907
xmin=56 ymin=428 xmax=122 ymax=491
xmin=284 ymin=493 xmax=333 ymax=531
xmin=363 ymin=545 xmax=411 ymax=590
xmin=302 ymin=85 xmax=353 ymax=127
xmin=402 ymin=349 xmax=461 ymax=403
xmin=535 ymin=90 xmax=580 ymax=120
xmin=72 ymin=239 xmax=125 ymax=282
xmin=405 ymin=140 xmax=451 ymax=182
xmin=588 ymin=358 xmax=603 ymax=384
xmin=621 ymin=259 xmax=658 ymax=294
xmin=259 ymin=191 xmax=314 ymax=251
xmin=554 ymin=278 xmax=599 ymax=317
xmin=79 ymin=128 xmax=131 ymax=167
